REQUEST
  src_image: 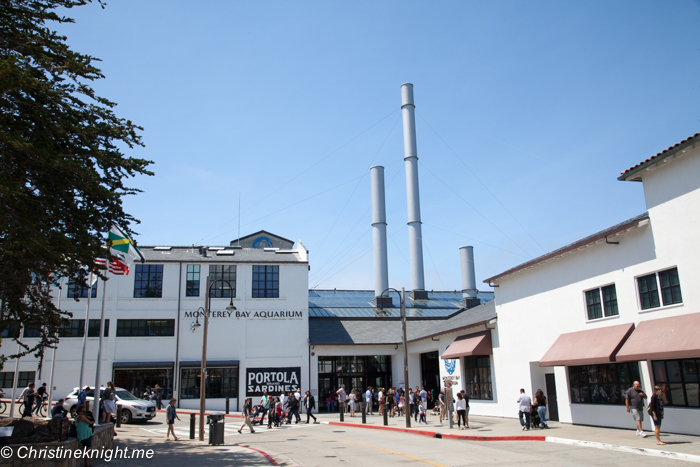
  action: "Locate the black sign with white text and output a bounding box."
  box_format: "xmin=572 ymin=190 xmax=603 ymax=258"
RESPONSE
xmin=246 ymin=367 xmax=301 ymax=397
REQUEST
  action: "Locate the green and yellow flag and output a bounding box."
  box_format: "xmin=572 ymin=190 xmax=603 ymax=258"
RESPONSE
xmin=108 ymin=225 xmax=145 ymax=268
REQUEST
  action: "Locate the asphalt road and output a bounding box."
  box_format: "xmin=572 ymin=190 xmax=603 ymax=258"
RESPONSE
xmin=108 ymin=417 xmax=689 ymax=466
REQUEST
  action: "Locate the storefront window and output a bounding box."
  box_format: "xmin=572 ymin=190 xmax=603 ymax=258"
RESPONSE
xmin=652 ymin=359 xmax=699 ymax=407
xmin=568 ymin=362 xmax=640 ymax=405
xmin=180 ymin=366 xmax=238 ymax=399
xmin=317 ymin=356 xmax=392 ymax=411
xmin=113 ymin=368 xmax=173 ymax=399
xmin=464 ymin=356 xmax=492 ymax=400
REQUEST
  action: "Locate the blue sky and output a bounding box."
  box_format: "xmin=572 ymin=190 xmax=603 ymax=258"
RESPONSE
xmin=58 ymin=0 xmax=700 ymax=291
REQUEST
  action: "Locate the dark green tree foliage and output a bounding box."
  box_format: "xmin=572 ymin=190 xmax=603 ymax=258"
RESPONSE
xmin=0 ymin=0 xmax=153 ymax=366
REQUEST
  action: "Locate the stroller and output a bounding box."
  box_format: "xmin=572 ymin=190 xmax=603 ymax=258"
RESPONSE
xmin=530 ymin=405 xmax=541 ymax=429
xmin=250 ymin=405 xmax=266 ymax=425
xmin=268 ymin=405 xmax=283 ymax=427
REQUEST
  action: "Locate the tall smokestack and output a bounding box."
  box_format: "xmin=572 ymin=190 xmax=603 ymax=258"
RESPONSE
xmin=460 ymin=246 xmax=480 ymax=309
xmin=401 ymin=83 xmax=427 ymax=299
xmin=371 ymin=165 xmax=391 ymax=306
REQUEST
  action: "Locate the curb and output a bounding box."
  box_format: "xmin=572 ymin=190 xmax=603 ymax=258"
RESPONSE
xmin=325 ymin=421 xmax=545 ymax=442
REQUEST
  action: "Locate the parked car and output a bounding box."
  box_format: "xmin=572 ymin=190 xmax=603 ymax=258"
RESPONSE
xmin=64 ymin=387 xmax=157 ymax=424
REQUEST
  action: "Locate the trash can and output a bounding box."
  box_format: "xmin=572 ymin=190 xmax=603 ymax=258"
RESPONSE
xmin=207 ymin=413 xmax=225 ymax=445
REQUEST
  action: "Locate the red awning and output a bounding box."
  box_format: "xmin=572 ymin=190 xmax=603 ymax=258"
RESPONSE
xmin=616 ymin=312 xmax=700 ymax=362
xmin=539 ymin=322 xmax=635 ymax=367
xmin=441 ymin=331 xmax=492 ymax=359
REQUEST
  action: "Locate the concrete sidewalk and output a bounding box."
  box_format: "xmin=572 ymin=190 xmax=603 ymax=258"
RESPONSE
xmin=162 ymin=407 xmax=700 ymax=462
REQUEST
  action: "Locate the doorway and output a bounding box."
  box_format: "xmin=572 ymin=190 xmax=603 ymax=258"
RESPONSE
xmin=545 ymin=373 xmax=559 ymax=421
xmin=420 ymin=351 xmax=440 ymax=407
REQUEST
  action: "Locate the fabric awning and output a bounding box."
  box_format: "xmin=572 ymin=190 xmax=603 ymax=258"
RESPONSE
xmin=441 ymin=331 xmax=492 ymax=359
xmin=616 ymin=312 xmax=700 ymax=362
xmin=539 ymin=322 xmax=634 ymax=367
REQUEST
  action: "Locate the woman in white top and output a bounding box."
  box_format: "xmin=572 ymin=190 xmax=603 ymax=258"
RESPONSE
xmin=377 ymin=388 xmax=384 ymax=416
xmin=455 ymin=392 xmax=468 ymax=430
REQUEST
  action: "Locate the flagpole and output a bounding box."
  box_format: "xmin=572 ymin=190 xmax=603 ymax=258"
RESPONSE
xmin=46 ymin=277 xmax=62 ymax=418
xmin=93 ymin=273 xmax=108 ymax=425
xmin=78 ymin=272 xmax=93 ymax=391
xmin=9 ymin=326 xmax=23 ymax=418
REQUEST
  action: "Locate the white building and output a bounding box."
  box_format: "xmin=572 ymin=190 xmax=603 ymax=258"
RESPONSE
xmin=1 ymin=231 xmax=310 ymax=412
xmin=471 ymin=132 xmax=700 ymax=435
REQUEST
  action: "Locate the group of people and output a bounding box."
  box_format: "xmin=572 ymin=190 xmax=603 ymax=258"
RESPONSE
xmin=142 ymin=384 xmax=164 ymax=409
xmin=237 ymin=389 xmax=320 ymax=433
xmin=16 ymin=382 xmax=48 ymax=417
xmin=625 ymin=380 xmax=666 ymax=445
xmin=516 ymin=388 xmax=549 ymax=430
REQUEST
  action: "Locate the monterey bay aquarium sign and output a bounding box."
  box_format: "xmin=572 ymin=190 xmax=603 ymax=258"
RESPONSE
xmin=246 ymin=367 xmax=301 ymax=396
xmin=183 ymin=310 xmax=304 ymax=319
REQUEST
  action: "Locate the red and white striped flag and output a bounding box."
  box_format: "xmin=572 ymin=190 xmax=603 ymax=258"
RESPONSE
xmin=95 ymin=258 xmax=130 ymax=275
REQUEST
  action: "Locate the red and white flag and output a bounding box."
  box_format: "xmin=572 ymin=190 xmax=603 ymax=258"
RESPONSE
xmin=95 ymin=258 xmax=130 ymax=275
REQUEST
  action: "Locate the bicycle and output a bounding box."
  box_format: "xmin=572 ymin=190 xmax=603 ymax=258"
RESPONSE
xmin=0 ymin=399 xmax=6 ymax=415
xmin=16 ymin=398 xmax=48 ymax=417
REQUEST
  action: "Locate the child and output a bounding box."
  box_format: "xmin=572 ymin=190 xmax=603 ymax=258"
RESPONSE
xmin=418 ymin=401 xmax=427 ymax=424
xmin=166 ymin=398 xmax=180 ymax=441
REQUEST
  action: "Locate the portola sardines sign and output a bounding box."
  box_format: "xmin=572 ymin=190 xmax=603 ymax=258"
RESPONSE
xmin=183 ymin=310 xmax=303 ymax=319
xmin=246 ymin=367 xmax=301 ymax=396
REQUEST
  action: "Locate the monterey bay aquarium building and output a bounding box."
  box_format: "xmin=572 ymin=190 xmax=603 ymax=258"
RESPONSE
xmin=2 ymin=85 xmax=699 ymax=437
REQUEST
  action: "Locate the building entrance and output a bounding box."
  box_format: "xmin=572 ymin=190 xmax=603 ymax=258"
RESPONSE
xmin=420 ymin=351 xmax=440 ymax=408
xmin=317 ymin=355 xmax=392 ymax=412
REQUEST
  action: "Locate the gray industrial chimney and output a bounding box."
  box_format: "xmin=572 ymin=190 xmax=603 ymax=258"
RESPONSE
xmin=460 ymin=246 xmax=480 ymax=309
xmin=401 ymin=83 xmax=427 ymax=300
xmin=371 ymin=166 xmax=392 ymax=307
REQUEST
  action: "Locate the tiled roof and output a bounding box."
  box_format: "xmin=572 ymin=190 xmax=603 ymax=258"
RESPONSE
xmin=483 ymin=213 xmax=650 ymax=284
xmin=619 ymin=132 xmax=700 ymax=181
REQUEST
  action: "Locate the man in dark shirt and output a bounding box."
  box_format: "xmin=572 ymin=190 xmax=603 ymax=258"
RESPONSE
xmin=625 ymin=380 xmax=647 ymax=437
xmin=33 ymin=383 xmax=47 ymax=416
xmin=52 ymin=399 xmax=69 ymax=417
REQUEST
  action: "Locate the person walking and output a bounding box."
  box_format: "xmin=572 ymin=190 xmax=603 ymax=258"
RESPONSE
xmin=154 ymin=384 xmax=163 ymax=410
xmin=304 ymin=390 xmax=317 ymax=423
xmin=625 ymin=380 xmax=648 ymax=438
xmin=438 ymin=388 xmax=447 ymax=423
xmin=365 ymin=386 xmax=373 ymax=415
xmin=533 ymin=389 xmax=548 ymax=429
xmin=165 ymin=398 xmax=180 ymax=441
xmin=32 ymin=383 xmax=47 ymax=416
xmin=287 ymin=392 xmax=302 ymax=424
xmin=258 ymin=391 xmax=269 ymax=425
xmin=455 ymin=393 xmax=468 ymax=429
xmin=349 ymin=389 xmax=357 ymax=417
xmin=377 ymin=387 xmax=384 ymax=416
xmin=18 ymin=383 xmax=37 ymax=418
xmin=336 ymin=384 xmax=348 ymax=414
xmin=517 ymin=388 xmax=532 ymax=431
xmin=418 ymin=400 xmax=427 ymax=424
xmin=102 ymin=382 xmax=117 ymax=424
xmin=238 ymin=397 xmax=256 ymax=434
xmin=649 ymin=386 xmax=666 ymax=445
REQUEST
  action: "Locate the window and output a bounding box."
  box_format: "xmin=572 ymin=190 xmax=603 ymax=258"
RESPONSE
xmin=464 ymin=356 xmax=492 ymax=400
xmin=180 ymin=367 xmax=238 ymax=399
xmin=638 ymin=267 xmax=682 ymax=310
xmin=252 ymin=265 xmax=278 ymax=298
xmin=133 ymin=264 xmax=163 ymax=298
xmin=116 ymin=319 xmax=175 ymax=337
xmin=58 ymin=320 xmax=109 ymax=338
xmin=113 ymin=368 xmax=173 ymax=400
xmin=209 ymin=265 xmax=236 ymax=298
xmin=0 ymin=323 xmax=20 ymax=339
xmin=568 ymin=362 xmax=640 ymax=405
xmin=316 ymin=356 xmax=392 ymax=411
xmin=652 ymin=359 xmax=699 ymax=407
xmin=186 ymin=265 xmax=200 ymax=297
xmin=18 ymin=371 xmax=36 ymax=388
xmin=23 ymin=327 xmax=42 ymax=338
xmin=0 ymin=372 xmax=13 ymax=388
xmin=585 ymin=285 xmax=618 ymax=320
xmin=67 ymin=278 xmax=97 ymax=299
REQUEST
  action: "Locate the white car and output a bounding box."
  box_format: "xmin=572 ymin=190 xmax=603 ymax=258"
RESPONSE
xmin=64 ymin=387 xmax=157 ymax=424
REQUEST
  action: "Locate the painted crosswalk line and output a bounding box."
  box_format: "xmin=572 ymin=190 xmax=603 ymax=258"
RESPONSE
xmin=142 ymin=421 xmax=317 ymax=438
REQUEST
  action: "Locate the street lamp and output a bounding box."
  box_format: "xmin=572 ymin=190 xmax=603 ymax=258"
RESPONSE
xmin=377 ymin=287 xmax=410 ymax=428
xmin=197 ymin=276 xmax=236 ymax=441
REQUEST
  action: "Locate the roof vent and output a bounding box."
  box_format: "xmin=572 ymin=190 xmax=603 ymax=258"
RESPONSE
xmin=216 ymin=250 xmax=235 ymax=256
